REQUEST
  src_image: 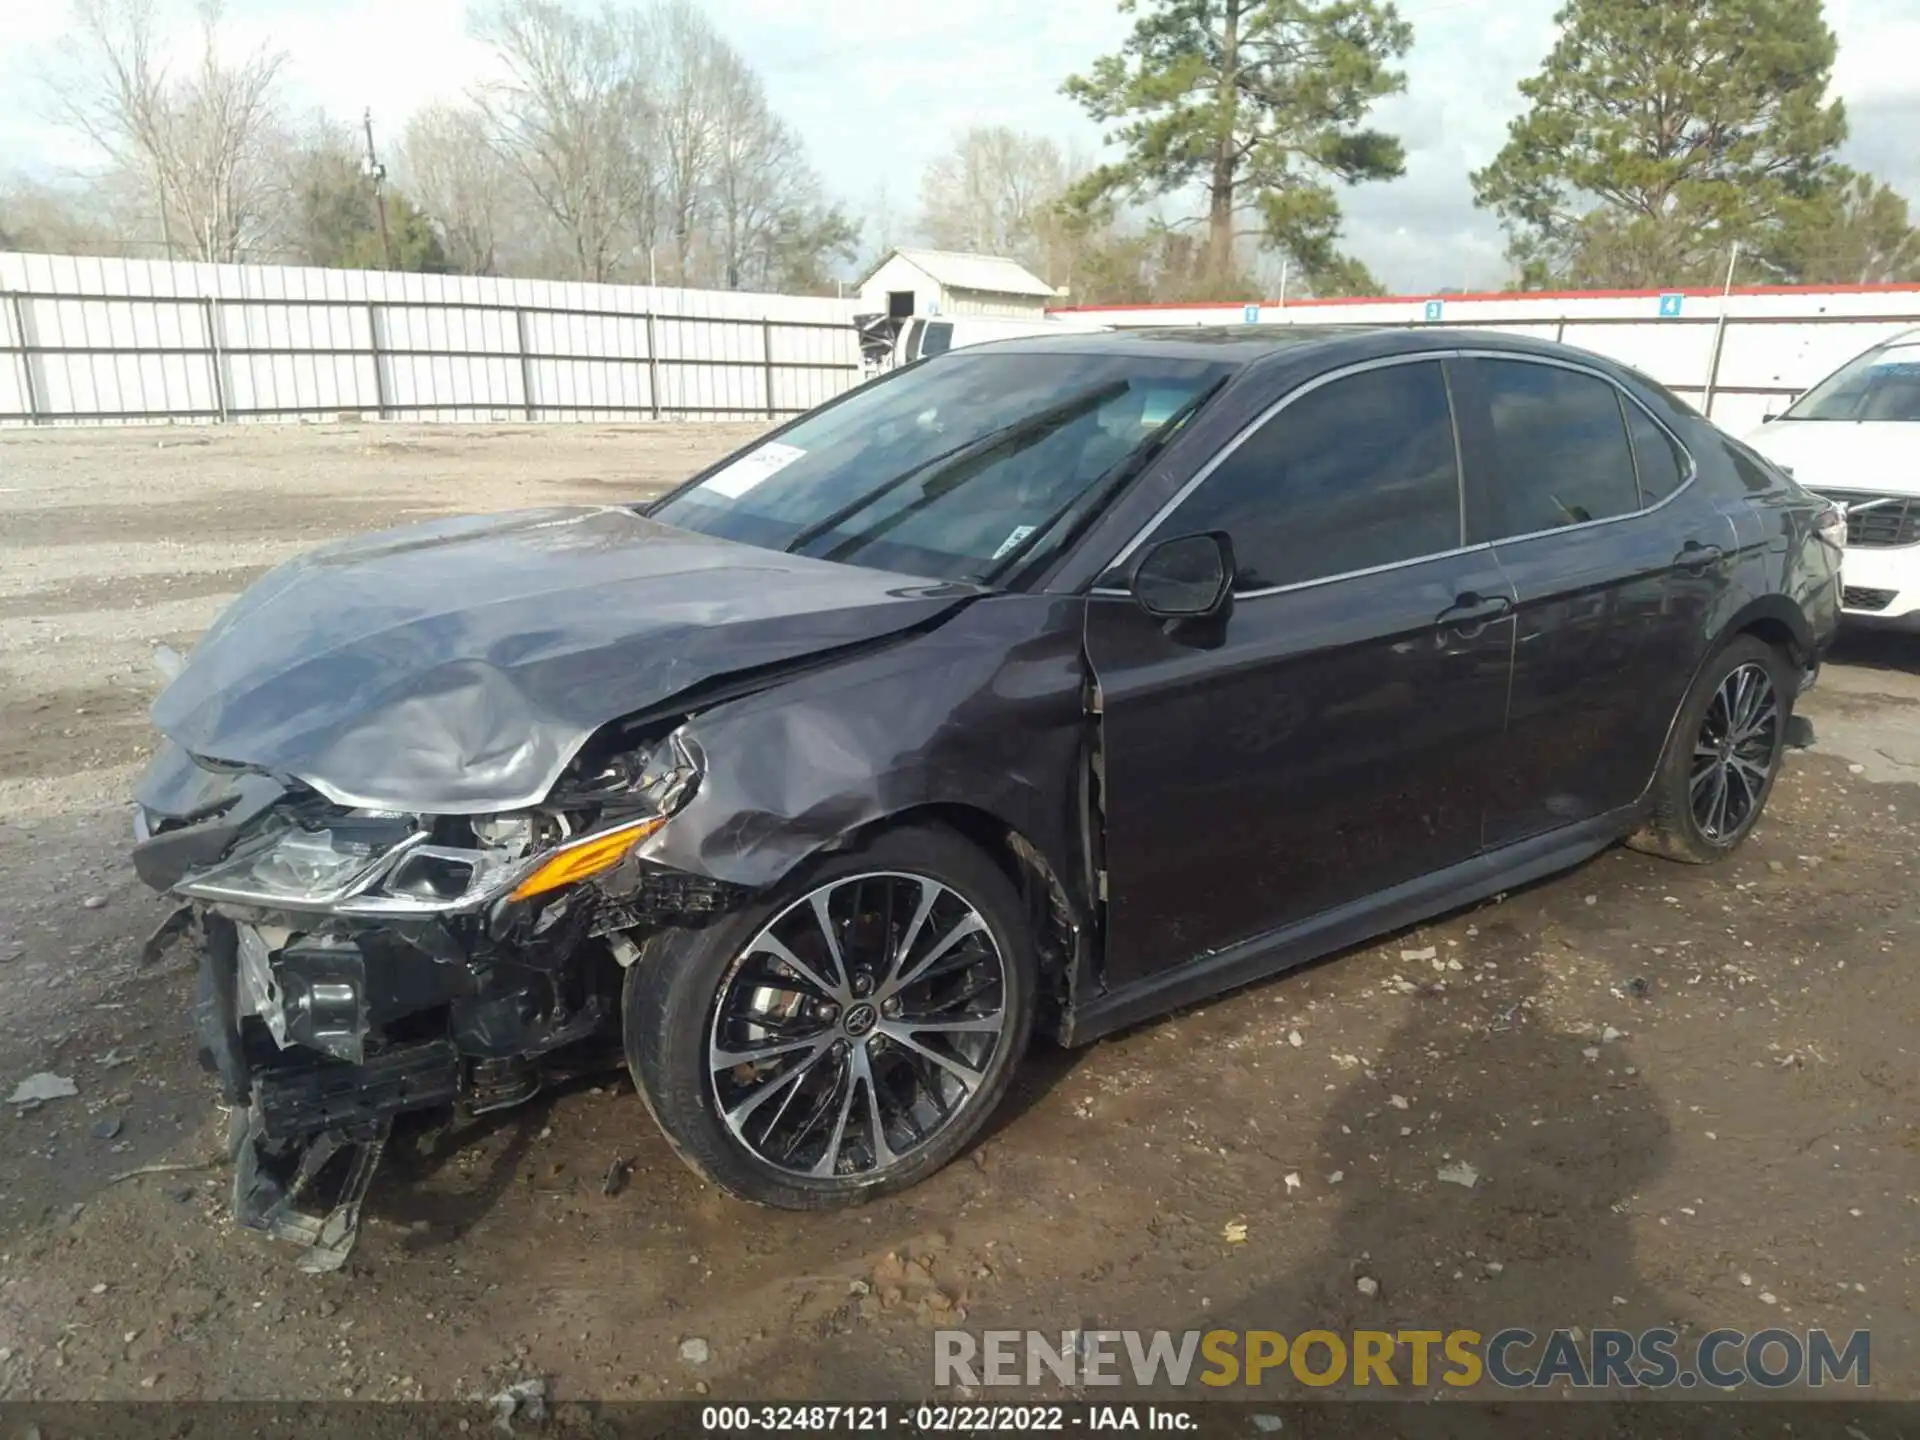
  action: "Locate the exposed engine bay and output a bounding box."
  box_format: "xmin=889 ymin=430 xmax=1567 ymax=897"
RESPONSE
xmin=134 ymin=723 xmax=735 ymax=1269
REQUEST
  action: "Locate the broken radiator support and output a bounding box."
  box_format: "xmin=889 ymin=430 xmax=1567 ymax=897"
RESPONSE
xmin=253 ymin=1039 xmax=462 ymax=1139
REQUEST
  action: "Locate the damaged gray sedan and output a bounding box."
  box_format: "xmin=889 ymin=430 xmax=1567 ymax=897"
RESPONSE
xmin=133 ymin=328 xmax=1836 ymax=1261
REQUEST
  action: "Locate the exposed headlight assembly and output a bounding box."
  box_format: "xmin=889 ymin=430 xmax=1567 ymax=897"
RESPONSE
xmin=179 ymin=811 xmax=668 ymax=915
xmin=176 ymin=735 xmax=698 ymax=915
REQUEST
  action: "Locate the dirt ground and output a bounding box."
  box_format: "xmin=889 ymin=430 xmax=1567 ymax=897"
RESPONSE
xmin=0 ymin=423 xmax=1913 ymax=1409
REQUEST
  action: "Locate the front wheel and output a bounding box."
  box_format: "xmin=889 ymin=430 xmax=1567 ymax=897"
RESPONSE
xmin=1629 ymin=635 xmax=1795 ymax=864
xmin=624 ymin=825 xmax=1035 ymax=1209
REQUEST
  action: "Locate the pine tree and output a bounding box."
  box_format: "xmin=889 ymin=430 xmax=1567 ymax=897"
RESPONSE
xmin=1062 ymin=0 xmax=1410 ymax=284
xmin=1472 ymin=0 xmax=1848 ymax=288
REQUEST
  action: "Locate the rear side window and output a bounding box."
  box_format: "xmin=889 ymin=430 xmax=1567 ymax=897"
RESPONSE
xmin=920 ymin=323 xmax=953 ymax=357
xmin=1154 ymin=360 xmax=1463 ymax=593
xmin=902 ymin=320 xmax=925 ymax=360
xmin=1624 ymin=402 xmax=1688 ymax=504
xmin=1472 ymin=359 xmax=1640 ymax=536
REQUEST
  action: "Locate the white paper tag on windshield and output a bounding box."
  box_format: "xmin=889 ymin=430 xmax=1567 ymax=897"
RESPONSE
xmin=700 ymin=441 xmax=806 ymax=499
xmin=992 ymin=524 xmax=1038 ymax=561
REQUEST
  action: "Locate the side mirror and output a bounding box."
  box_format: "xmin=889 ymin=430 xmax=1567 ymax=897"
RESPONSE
xmin=1129 ymin=532 xmax=1235 ymax=620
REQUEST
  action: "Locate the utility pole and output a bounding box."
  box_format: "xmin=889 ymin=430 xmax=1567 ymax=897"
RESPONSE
xmin=362 ymin=107 xmax=394 ymax=270
xmin=1702 ymin=241 xmax=1740 ymax=419
xmin=156 ymin=161 xmax=175 ymax=260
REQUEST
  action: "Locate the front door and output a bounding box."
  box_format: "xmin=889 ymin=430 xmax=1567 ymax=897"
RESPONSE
xmin=1085 ymin=358 xmax=1517 ymax=989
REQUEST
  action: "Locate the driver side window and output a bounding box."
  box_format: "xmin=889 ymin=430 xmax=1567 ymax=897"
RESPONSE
xmin=1151 ymin=360 xmax=1465 ymax=593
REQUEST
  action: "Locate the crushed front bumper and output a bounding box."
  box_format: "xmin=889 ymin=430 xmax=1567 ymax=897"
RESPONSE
xmin=162 ymin=865 xmax=735 ymax=1268
xmin=182 ymin=893 xmax=637 ymax=1262
xmin=133 ymin=726 xmax=739 ymax=1269
xmin=189 ymin=912 xmax=475 ymax=1269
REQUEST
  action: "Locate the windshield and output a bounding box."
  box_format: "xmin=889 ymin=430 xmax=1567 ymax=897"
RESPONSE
xmin=651 ymin=350 xmax=1233 ymax=582
xmin=1781 ymin=336 xmax=1920 ymax=421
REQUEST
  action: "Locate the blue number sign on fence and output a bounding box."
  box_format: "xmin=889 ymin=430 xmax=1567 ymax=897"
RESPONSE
xmin=1423 ymin=299 xmax=1445 ymax=322
xmin=1658 ymin=293 xmax=1685 ymax=318
xmin=1243 ymin=303 xmax=1261 ymax=324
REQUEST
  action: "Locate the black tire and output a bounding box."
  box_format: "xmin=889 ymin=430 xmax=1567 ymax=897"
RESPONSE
xmin=623 ymin=824 xmax=1036 ymax=1209
xmin=1628 ymin=635 xmax=1796 ymax=864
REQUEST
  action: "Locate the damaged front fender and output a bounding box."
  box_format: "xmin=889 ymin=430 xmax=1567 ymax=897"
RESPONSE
xmin=632 ymin=592 xmax=1095 ymax=935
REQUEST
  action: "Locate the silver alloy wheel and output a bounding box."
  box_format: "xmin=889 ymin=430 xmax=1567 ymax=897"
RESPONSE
xmin=707 ymin=871 xmax=1009 ymax=1180
xmin=1690 ymin=661 xmax=1780 ymax=842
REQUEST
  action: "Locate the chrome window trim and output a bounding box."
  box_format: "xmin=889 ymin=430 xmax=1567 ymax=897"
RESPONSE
xmin=1090 ymin=538 xmax=1500 ymax=602
xmin=1092 ymin=347 xmax=1701 ymax=602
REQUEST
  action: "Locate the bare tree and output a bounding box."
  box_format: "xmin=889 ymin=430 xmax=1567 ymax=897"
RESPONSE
xmin=642 ymin=0 xmax=727 ymax=281
xmin=471 ymin=0 xmax=650 ymax=283
xmin=54 ymin=0 xmax=288 ymax=261
xmin=917 ymin=126 xmax=1072 ymax=275
xmin=602 ymin=4 xmax=669 ymax=280
xmin=659 ymin=12 xmax=855 ymax=292
xmin=32 ymin=0 xmax=858 ymax=291
xmin=861 ymin=180 xmax=899 ymax=265
xmin=398 ymin=102 xmax=518 ymax=274
xmin=707 ymin=51 xmax=797 ymax=289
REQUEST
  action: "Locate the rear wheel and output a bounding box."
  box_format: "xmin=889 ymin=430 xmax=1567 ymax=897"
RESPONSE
xmin=624 ymin=825 xmax=1035 ymax=1209
xmin=1629 ymin=636 xmax=1794 ymax=864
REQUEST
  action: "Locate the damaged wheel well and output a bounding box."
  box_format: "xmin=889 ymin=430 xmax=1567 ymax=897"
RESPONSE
xmin=854 ymin=803 xmax=1083 ymax=1038
xmin=1737 ymin=615 xmax=1800 ymax=667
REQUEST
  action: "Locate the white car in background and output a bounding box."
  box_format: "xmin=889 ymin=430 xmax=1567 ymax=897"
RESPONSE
xmin=1745 ymin=327 xmax=1920 ymax=628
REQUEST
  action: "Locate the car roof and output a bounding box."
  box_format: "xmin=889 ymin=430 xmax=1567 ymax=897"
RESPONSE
xmin=964 ymin=323 xmax=1637 ymax=373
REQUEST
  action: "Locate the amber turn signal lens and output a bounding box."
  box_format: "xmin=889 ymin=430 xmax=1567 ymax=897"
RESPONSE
xmin=508 ymin=817 xmax=666 ymax=902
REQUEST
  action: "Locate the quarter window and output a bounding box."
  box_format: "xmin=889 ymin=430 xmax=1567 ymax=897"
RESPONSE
xmin=1723 ymin=438 xmax=1783 ymax=494
xmin=1151 ymin=361 xmax=1463 ymax=593
xmin=1472 ymin=359 xmax=1641 ymax=537
xmin=1624 ymin=402 xmax=1688 ymax=504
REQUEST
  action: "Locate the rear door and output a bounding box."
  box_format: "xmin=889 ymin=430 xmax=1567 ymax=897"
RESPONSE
xmin=1085 ymin=357 xmax=1517 ymax=988
xmin=1452 ymin=355 xmax=1731 ymax=846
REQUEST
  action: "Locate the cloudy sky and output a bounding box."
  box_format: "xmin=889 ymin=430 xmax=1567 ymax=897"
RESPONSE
xmin=5 ymin=0 xmax=1919 ymax=292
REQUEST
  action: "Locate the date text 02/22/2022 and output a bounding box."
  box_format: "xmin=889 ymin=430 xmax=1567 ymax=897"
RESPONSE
xmin=697 ymin=1404 xmax=1195 ymax=1432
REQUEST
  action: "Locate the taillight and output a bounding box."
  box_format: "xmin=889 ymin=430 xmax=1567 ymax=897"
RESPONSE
xmin=1815 ymin=503 xmax=1847 ymax=549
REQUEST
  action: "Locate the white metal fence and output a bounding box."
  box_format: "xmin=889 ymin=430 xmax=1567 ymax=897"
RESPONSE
xmin=8 ymin=252 xmax=1920 ymax=439
xmin=0 ymin=252 xmax=862 ymax=426
xmin=1059 ymin=286 xmax=1920 ymax=435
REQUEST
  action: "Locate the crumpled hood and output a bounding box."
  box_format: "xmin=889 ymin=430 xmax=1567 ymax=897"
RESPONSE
xmin=150 ymin=505 xmax=977 ymax=813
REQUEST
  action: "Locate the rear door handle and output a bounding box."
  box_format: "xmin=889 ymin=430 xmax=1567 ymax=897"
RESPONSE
xmin=1436 ymin=591 xmax=1514 ymax=637
xmin=1675 ymin=540 xmax=1725 ymax=571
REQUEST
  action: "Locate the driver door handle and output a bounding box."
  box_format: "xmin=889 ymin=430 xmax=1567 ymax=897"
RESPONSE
xmin=1436 ymin=591 xmax=1513 ymax=637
